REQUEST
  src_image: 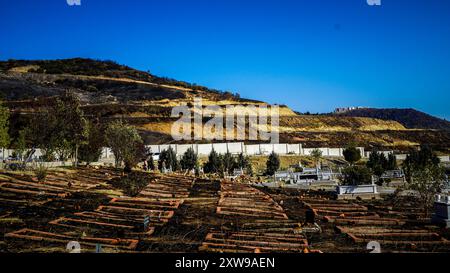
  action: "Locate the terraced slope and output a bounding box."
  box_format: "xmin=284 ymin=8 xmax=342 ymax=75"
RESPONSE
xmin=1 ymin=58 xmax=449 ymax=152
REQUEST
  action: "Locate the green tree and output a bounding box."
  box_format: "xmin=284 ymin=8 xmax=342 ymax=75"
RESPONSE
xmin=367 ymin=150 xmax=388 ymax=177
xmin=343 ymin=146 xmax=361 ymax=165
xmin=402 ymin=146 xmax=445 ymax=215
xmin=147 ymin=155 xmax=155 ymax=171
xmin=406 ymin=163 xmax=445 ymax=216
xmin=403 ymin=146 xmax=440 ymax=183
xmin=204 ymin=149 xmax=223 ymax=174
xmin=387 ymin=153 xmax=398 ymax=170
xmin=266 ymin=151 xmax=280 ymax=176
xmin=236 ymin=153 xmax=253 ymax=175
xmin=105 ymin=120 xmax=144 ymax=172
xmin=340 ymin=166 xmax=373 ymax=186
xmin=51 ymin=92 xmax=88 ymax=164
xmin=180 ymin=147 xmax=198 ymax=171
xmin=13 ymin=129 xmax=28 ymax=160
xmin=27 ymin=92 xmax=88 ymax=164
xmin=79 ymin=121 xmax=105 ymax=165
xmin=158 ymin=147 xmax=179 ymax=172
xmin=222 ymin=151 xmax=236 ymax=175
xmin=0 ymin=102 xmax=10 ymax=150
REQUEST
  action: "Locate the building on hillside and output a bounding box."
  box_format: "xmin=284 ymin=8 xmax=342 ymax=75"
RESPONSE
xmin=334 ymin=106 xmax=367 ymax=114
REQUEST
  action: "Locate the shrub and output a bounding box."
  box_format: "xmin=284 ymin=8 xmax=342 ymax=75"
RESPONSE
xmin=343 ymin=146 xmax=361 ymax=165
xmin=310 ymin=148 xmax=323 ymax=166
xmin=35 ymin=163 xmax=48 ymax=182
xmin=110 ymin=172 xmax=150 ymax=197
xmin=340 ymin=166 xmax=373 ymax=186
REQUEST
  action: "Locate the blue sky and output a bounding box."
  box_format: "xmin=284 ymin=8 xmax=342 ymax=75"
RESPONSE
xmin=1 ymin=0 xmax=449 ymax=119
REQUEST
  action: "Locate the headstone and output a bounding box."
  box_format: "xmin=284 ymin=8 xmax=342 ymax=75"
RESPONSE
xmin=143 ymin=215 xmax=151 ymax=231
xmin=95 ymin=244 xmax=102 ymax=253
xmin=432 ymin=195 xmax=450 ymax=228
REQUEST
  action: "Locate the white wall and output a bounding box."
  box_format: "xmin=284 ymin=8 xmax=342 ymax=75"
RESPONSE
xmin=273 ymin=144 xmax=288 ymax=154
xmin=302 ymin=148 xmax=314 ymax=156
xmin=287 ymin=144 xmax=301 ymax=154
xmin=246 ymin=144 xmax=261 ymax=155
xmin=177 ymin=144 xmax=194 ymax=156
xmin=395 ymin=154 xmax=407 ymax=160
xmin=439 ymin=156 xmax=450 ymax=163
xmin=328 ymin=148 xmax=342 ymax=157
xmin=212 ymin=143 xmax=228 ymax=154
xmin=259 ymin=144 xmax=274 ymax=155
xmin=147 ymin=145 xmax=160 ymax=154
xmin=197 ymin=144 xmax=213 ymax=156
xmin=227 ymin=142 xmax=244 ymax=154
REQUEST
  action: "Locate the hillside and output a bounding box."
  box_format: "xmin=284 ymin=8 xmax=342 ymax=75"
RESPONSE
xmin=0 ymin=58 xmax=449 ymax=152
xmin=336 ymin=108 xmax=450 ymax=131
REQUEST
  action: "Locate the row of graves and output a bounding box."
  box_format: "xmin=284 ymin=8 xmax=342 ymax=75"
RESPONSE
xmin=274 ymin=162 xmax=406 ymax=192
xmin=0 ymin=168 xmax=119 ymax=204
xmin=2 ymin=169 xmax=195 ymax=253
xmin=200 ymin=180 xmax=321 ymax=253
xmin=274 ymin=164 xmax=340 ymax=187
xmin=301 ymin=193 xmax=450 ymax=252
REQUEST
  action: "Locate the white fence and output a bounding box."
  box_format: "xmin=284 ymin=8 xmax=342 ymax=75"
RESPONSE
xmin=1 ymin=144 xmax=365 ymax=160
xmin=138 ymin=143 xmax=365 ymax=158
xmin=5 ymin=145 xmax=418 ymax=162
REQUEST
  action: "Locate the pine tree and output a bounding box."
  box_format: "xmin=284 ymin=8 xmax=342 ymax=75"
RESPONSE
xmin=204 ymin=149 xmax=223 ymax=174
xmin=222 ymin=151 xmax=235 ymax=175
xmin=266 ymin=151 xmax=280 ymax=176
xmin=147 ymin=155 xmax=155 ymax=171
xmin=158 ymin=147 xmax=179 ymax=172
xmin=180 ymin=147 xmax=198 ymax=171
xmin=236 ymin=153 xmax=252 ymax=175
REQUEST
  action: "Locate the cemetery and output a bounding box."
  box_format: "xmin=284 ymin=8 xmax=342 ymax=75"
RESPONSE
xmin=1 ymin=144 xmax=450 ymax=253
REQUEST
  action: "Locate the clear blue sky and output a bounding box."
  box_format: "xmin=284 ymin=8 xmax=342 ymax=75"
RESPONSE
xmin=1 ymin=0 xmax=449 ymax=119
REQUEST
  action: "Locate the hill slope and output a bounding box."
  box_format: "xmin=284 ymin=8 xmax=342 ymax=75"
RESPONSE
xmin=0 ymin=58 xmax=449 ymax=152
xmin=337 ymin=108 xmax=450 ymax=131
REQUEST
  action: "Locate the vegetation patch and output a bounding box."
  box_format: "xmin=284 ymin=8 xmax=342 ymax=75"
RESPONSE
xmin=109 ymin=172 xmax=151 ymax=197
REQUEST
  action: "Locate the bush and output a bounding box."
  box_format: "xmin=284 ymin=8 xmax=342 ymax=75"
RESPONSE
xmin=340 ymin=166 xmax=373 ymax=186
xmin=35 ymin=163 xmax=48 ymax=182
xmin=343 ymin=146 xmax=361 ymax=165
xmin=110 ymin=172 xmax=150 ymax=197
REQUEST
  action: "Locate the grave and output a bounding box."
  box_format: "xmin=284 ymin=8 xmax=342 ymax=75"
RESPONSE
xmin=432 ymin=195 xmax=450 ymax=228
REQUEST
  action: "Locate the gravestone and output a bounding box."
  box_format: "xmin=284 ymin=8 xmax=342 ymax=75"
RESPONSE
xmin=143 ymin=215 xmax=151 ymax=231
xmin=95 ymin=244 xmax=102 ymax=253
xmin=432 ymin=195 xmax=450 ymax=228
